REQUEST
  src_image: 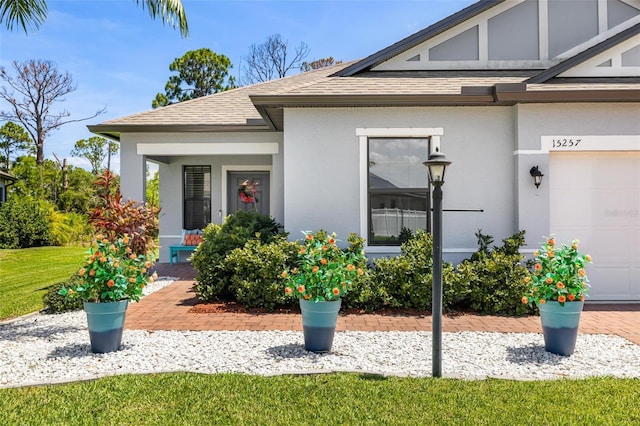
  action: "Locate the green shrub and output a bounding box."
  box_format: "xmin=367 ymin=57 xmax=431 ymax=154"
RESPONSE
xmin=57 ymin=189 xmax=93 ymax=214
xmin=192 ymin=210 xmax=285 ymax=301
xmin=43 ymin=274 xmax=84 ymax=314
xmin=49 ymin=210 xmax=93 ymax=246
xmin=0 ymin=196 xmax=52 ymax=248
xmin=224 ymin=236 xmax=299 ymax=310
xmin=344 ymin=266 xmax=390 ymax=312
xmin=368 ymin=230 xmax=458 ymax=311
xmin=457 ymin=230 xmax=535 ymax=316
xmin=341 ymin=233 xmax=389 ymax=312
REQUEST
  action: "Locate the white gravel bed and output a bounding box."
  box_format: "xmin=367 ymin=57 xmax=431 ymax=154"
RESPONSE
xmin=1 ymin=279 xmax=640 ymax=388
xmin=141 ymin=277 xmax=179 ymax=296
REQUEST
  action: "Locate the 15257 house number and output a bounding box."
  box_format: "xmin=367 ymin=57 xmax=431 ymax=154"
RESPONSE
xmin=552 ymin=138 xmax=582 ymax=148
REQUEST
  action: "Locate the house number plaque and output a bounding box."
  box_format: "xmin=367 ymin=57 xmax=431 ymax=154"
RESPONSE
xmin=541 ymin=135 xmax=640 ymax=152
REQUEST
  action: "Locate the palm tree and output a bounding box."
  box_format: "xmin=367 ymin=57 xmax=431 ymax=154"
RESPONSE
xmin=0 ymin=0 xmax=188 ymax=36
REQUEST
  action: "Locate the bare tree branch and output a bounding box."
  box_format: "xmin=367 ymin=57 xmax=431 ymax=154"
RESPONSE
xmin=242 ymin=34 xmax=309 ymax=85
xmin=0 ymin=59 xmax=106 ymax=165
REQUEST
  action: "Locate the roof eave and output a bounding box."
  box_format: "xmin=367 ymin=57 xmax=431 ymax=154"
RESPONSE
xmin=252 ymin=93 xmax=500 ymax=130
xmin=87 ymin=123 xmax=273 ymax=140
xmin=251 ymin=86 xmax=640 ymax=112
xmin=0 ymin=171 xmax=17 ymax=181
xmin=250 ymin=93 xmax=497 ymax=108
xmin=496 ymin=86 xmax=640 ymax=102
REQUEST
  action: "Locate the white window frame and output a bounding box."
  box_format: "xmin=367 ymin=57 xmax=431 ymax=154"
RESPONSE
xmin=356 ymin=127 xmax=444 ymax=252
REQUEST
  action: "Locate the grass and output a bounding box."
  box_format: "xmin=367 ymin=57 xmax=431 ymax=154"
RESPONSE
xmin=0 ymin=246 xmax=86 ymax=320
xmin=0 ymin=373 xmax=639 ymax=425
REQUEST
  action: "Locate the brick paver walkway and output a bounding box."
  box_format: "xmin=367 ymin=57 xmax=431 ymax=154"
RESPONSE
xmin=126 ymin=263 xmax=640 ymax=345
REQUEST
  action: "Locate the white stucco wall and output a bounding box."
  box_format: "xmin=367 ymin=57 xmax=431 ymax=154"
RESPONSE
xmin=283 ymin=106 xmax=516 ymax=260
xmin=119 ymin=134 xmax=147 ymax=202
xmin=515 ymin=102 xmax=640 ymax=249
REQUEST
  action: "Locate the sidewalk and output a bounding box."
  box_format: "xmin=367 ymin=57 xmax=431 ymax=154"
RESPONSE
xmin=127 ymin=263 xmax=640 ymax=345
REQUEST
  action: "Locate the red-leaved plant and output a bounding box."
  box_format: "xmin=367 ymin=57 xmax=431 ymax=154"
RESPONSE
xmin=89 ymin=170 xmax=159 ymax=256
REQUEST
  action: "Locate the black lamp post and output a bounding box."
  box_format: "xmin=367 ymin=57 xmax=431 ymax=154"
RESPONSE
xmin=423 ymin=149 xmax=451 ymax=378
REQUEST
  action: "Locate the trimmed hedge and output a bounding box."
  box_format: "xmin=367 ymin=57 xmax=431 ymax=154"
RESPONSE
xmin=192 ymin=210 xmax=285 ymax=301
xmin=366 ymin=230 xmax=464 ymax=312
xmin=224 ymin=236 xmax=299 ymax=310
xmin=192 ymin=219 xmax=536 ymax=316
xmin=458 ymin=230 xmax=535 ymax=316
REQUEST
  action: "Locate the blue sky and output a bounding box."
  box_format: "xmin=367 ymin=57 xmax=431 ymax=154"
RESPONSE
xmin=1 ymin=0 xmax=475 ymax=172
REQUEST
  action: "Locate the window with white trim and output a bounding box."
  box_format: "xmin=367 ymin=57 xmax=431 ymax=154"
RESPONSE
xmin=183 ymin=165 xmax=211 ymax=230
xmin=368 ymin=138 xmax=431 ymax=245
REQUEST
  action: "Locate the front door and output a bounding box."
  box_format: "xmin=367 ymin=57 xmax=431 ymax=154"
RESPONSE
xmin=227 ymin=171 xmax=270 ymax=217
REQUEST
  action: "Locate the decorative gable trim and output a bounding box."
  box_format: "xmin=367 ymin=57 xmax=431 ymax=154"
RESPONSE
xmin=525 ymin=23 xmax=640 ymax=83
xmin=334 ymin=0 xmax=504 ymax=76
xmin=559 ymin=37 xmax=640 ymax=77
xmin=337 ymin=0 xmax=640 ymax=74
xmin=373 ymin=0 xmax=530 ymax=70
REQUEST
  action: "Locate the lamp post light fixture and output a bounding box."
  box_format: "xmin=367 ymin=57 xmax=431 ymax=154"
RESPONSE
xmin=529 ymin=166 xmax=544 ymax=189
xmin=423 ymin=148 xmax=451 ymax=378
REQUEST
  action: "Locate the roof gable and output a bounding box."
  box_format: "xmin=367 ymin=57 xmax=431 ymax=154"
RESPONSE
xmin=526 ymin=23 xmax=640 ymax=82
xmin=557 ymin=28 xmax=640 ymax=78
xmin=339 ymin=0 xmax=640 ymax=75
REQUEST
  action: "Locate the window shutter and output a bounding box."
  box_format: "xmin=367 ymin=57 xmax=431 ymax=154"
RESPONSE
xmin=183 ymin=166 xmax=211 ymax=229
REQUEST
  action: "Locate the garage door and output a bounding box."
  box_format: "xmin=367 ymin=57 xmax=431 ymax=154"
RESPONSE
xmin=550 ymin=152 xmax=640 ymax=301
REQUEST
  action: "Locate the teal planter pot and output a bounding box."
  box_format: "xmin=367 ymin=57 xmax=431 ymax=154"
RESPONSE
xmin=83 ymin=300 xmax=129 ymax=353
xmin=538 ymin=301 xmax=584 ymax=356
xmin=299 ymin=299 xmax=341 ymax=353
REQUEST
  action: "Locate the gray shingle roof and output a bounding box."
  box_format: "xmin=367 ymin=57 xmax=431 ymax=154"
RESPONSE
xmin=94 ymin=62 xmax=356 ymax=129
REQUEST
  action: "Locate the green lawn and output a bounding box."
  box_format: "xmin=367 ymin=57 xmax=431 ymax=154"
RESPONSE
xmin=0 ymin=373 xmax=639 ymax=425
xmin=0 ymin=246 xmax=86 ymax=320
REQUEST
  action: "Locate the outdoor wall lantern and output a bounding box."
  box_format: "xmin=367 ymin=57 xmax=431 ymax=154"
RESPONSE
xmin=530 ymin=166 xmax=544 ymax=189
xmin=423 ymin=148 xmax=451 ymax=378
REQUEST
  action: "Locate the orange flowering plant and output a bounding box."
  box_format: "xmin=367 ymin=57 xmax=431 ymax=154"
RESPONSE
xmin=59 ymin=234 xmax=157 ymax=303
xmin=522 ymin=236 xmax=592 ymax=307
xmin=281 ymin=231 xmax=367 ymax=302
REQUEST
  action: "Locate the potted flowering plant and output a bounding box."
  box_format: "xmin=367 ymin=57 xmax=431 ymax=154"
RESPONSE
xmin=281 ymin=230 xmax=366 ymax=352
xmin=522 ymin=236 xmax=592 ymax=356
xmin=60 ymin=233 xmax=157 ymax=353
